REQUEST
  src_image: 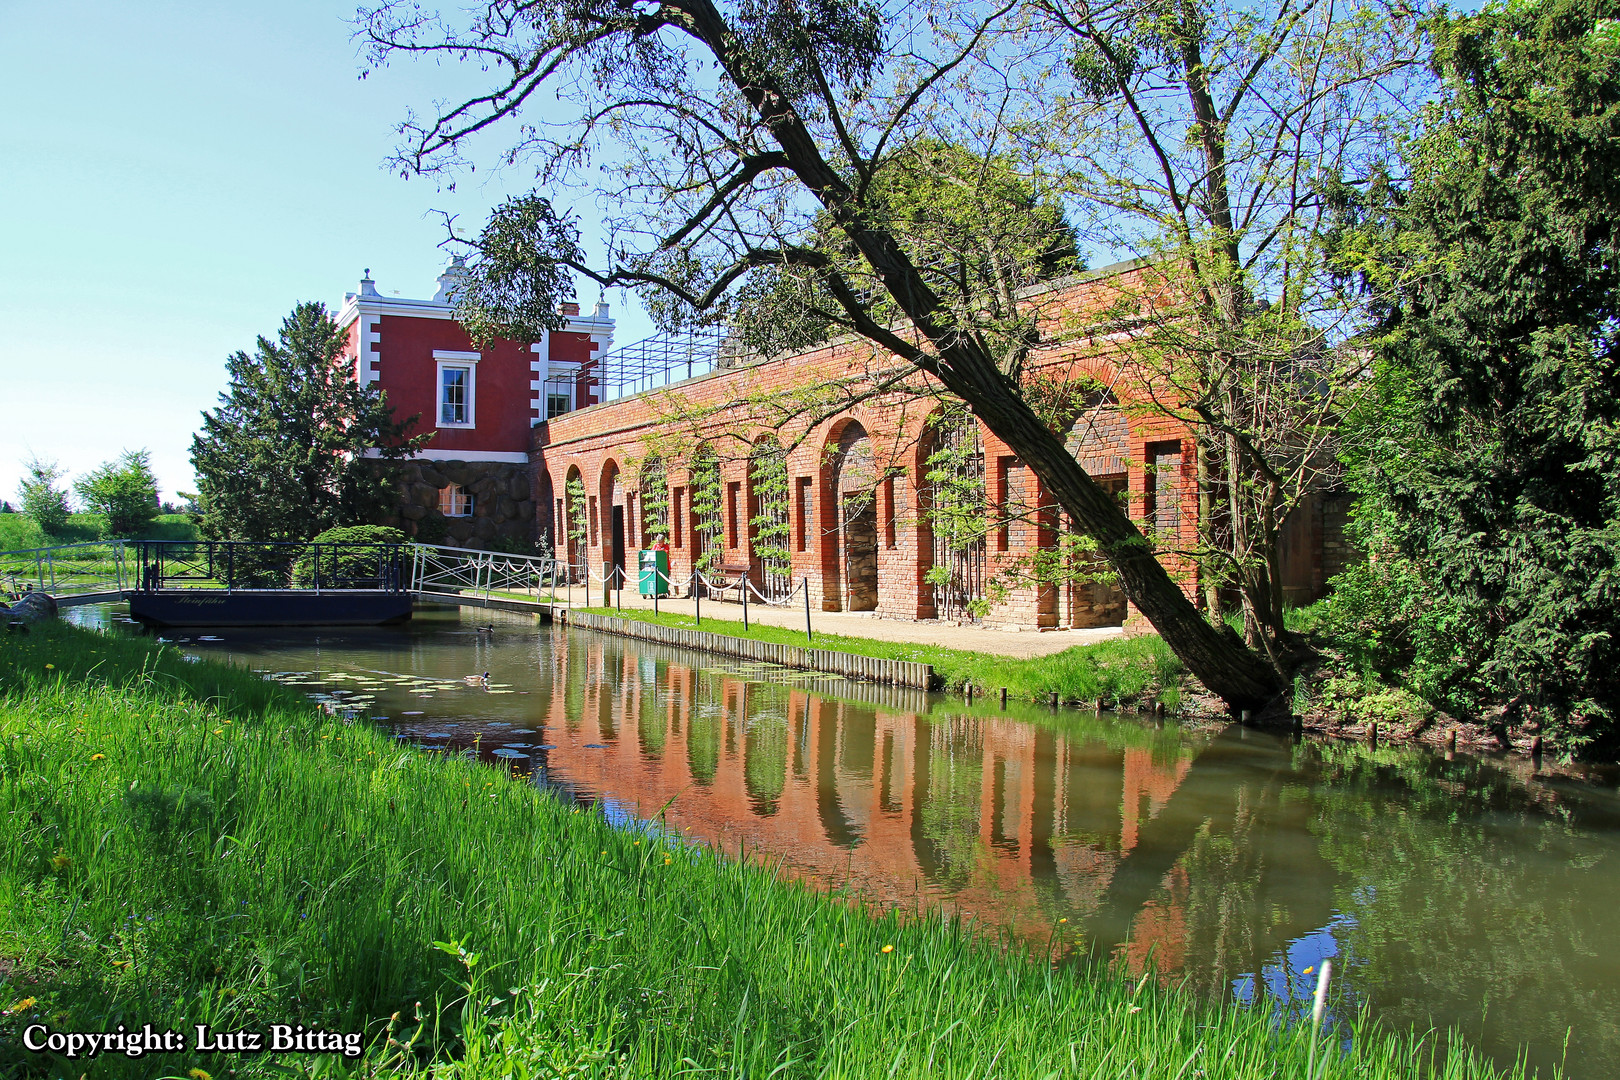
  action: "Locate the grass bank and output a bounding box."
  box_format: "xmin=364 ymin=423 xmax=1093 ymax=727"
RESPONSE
xmin=0 ymin=513 xmax=197 ymax=551
xmin=0 ymin=623 xmax=1526 ymax=1079
xmin=575 ymin=606 xmax=1184 ymax=708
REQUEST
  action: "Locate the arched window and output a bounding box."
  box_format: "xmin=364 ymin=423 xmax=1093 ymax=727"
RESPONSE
xmin=438 ymin=484 xmax=475 ymax=517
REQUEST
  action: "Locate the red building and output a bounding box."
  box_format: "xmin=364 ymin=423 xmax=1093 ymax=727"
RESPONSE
xmin=336 ymin=260 xmax=614 ymax=547
xmin=339 ymin=258 xmax=1349 ymax=628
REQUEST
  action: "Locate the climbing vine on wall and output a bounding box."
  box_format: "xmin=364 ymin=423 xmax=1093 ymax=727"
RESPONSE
xmin=923 ymin=407 xmax=989 ymax=619
xmin=565 ymin=474 xmax=588 ymax=576
xmin=639 ymin=456 xmax=670 ymax=542
xmin=688 ymin=445 xmax=724 ymax=573
xmin=749 ymin=439 xmax=792 ymax=597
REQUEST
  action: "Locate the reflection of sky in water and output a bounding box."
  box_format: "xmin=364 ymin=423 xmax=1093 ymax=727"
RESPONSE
xmin=1232 ymin=913 xmax=1354 ymax=1029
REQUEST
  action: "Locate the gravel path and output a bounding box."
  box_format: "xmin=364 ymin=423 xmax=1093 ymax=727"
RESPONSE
xmin=567 ymin=589 xmax=1126 ymax=659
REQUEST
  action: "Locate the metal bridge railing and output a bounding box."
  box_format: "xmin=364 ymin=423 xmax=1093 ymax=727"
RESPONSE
xmin=408 ymin=543 xmax=562 ymax=603
xmin=0 ymin=541 xmax=131 ymax=599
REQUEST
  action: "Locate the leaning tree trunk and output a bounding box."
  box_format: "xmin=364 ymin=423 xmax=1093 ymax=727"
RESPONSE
xmin=928 ymin=347 xmax=1287 ymax=713
xmin=690 ymin=0 xmax=1290 ymax=714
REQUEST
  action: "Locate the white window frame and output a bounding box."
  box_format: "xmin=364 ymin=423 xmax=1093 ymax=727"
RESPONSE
xmin=438 ymin=484 xmax=475 ymax=517
xmin=435 ymin=351 xmax=480 ymax=429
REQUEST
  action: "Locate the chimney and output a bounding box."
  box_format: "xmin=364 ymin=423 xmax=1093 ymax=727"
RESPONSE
xmin=560 ymin=301 xmax=580 ymax=317
xmin=433 ymin=255 xmax=468 ymax=304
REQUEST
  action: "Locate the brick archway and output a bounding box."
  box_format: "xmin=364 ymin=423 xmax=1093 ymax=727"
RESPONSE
xmin=828 ymin=419 xmax=878 ymax=612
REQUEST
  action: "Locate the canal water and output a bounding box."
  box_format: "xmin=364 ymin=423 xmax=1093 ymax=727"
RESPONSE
xmin=71 ymin=603 xmax=1620 ymax=1078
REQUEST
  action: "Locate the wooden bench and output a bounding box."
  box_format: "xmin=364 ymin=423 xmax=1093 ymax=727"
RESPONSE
xmin=704 ymin=561 xmax=753 ymax=600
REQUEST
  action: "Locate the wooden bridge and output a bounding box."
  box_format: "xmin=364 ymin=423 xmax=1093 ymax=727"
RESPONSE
xmin=1 ymin=540 xmax=578 ymax=626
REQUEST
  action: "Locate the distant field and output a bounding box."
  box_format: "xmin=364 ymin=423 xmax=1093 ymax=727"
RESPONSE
xmin=0 ymin=512 xmax=197 ymax=550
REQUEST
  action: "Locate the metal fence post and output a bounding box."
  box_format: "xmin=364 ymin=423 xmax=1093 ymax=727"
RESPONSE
xmin=742 ymin=569 xmax=749 ymax=631
xmin=803 ymin=577 xmax=812 ymax=642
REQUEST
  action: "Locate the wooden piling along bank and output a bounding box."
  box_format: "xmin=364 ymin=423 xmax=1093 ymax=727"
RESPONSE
xmin=565 ymin=611 xmax=935 ymax=690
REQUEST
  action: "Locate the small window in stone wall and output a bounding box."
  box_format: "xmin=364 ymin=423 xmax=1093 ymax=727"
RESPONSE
xmin=439 ymin=484 xmax=475 ymax=517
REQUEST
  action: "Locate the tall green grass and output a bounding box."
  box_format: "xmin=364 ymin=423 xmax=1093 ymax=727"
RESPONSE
xmin=0 ymin=513 xmax=197 ymax=551
xmin=0 ymin=623 xmax=1530 ymax=1078
xmin=577 ymin=606 xmax=1184 ymax=707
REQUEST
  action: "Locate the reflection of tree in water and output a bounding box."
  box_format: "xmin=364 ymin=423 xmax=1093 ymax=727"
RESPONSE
xmin=637 ymin=674 xmax=665 ymax=756
xmin=1126 ymin=798 xmax=1267 ymax=999
xmin=687 ymin=697 xmax=721 ymax=785
xmin=561 ymin=638 xmax=588 ymax=734
xmin=744 ymin=710 xmax=789 ymax=815
xmin=917 ymin=718 xmax=987 ymax=891
xmin=1301 ymin=742 xmax=1620 ymax=1078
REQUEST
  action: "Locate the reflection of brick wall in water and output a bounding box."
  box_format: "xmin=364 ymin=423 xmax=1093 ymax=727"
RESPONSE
xmin=546 ymin=642 xmax=1205 ymax=950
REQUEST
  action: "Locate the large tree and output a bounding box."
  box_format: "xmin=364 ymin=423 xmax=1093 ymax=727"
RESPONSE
xmin=190 ymin=302 xmax=426 ymax=542
xmin=1018 ymin=0 xmax=1426 ymax=662
xmin=74 ymin=449 xmax=160 ymax=538
xmin=358 ymin=0 xmax=1296 ymax=711
xmin=1335 ymin=0 xmax=1620 ymax=749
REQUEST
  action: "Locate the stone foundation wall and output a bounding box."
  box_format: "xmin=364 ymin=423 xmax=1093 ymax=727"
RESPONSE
xmin=381 ymin=460 xmax=535 ymax=549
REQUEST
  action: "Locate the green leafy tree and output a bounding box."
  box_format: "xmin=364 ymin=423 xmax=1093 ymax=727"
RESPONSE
xmin=74 ymin=449 xmax=159 ymax=537
xmin=190 ymin=302 xmax=427 ymax=542
xmin=16 ymin=456 xmax=72 ymax=539
xmin=358 ymin=0 xmax=1293 ymax=711
xmin=1337 ymin=0 xmax=1620 ymax=749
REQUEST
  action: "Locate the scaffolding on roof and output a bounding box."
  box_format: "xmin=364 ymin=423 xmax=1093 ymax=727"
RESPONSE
xmin=540 ymin=326 xmax=738 ymax=415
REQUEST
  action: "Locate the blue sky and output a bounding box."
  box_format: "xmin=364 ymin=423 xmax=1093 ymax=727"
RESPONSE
xmin=0 ymin=1 xmax=654 ymax=507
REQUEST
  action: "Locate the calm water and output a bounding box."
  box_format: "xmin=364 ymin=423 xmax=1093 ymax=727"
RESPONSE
xmin=71 ymin=604 xmax=1620 ymax=1077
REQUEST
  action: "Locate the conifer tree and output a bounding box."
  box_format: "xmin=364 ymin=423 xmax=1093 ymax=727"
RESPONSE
xmin=1341 ymin=0 xmax=1620 ymax=748
xmin=190 ymin=302 xmax=426 ymax=542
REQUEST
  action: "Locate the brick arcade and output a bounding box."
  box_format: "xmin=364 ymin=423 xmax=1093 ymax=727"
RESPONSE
xmin=340 ymin=259 xmax=1348 ymax=630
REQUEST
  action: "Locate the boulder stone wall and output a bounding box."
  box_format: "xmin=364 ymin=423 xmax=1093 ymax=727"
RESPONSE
xmin=373 ymin=461 xmax=535 ymax=550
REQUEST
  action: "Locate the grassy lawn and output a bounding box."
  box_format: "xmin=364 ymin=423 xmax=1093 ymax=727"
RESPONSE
xmin=0 ymin=513 xmax=197 ymax=551
xmin=576 ymin=606 xmax=1185 ymax=707
xmin=0 ymin=622 xmax=1523 ymax=1079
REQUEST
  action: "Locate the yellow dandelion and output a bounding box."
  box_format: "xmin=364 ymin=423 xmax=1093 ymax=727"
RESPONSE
xmin=663 ymin=856 xmax=672 ymax=865
xmin=881 ymin=944 xmax=894 ymax=954
xmin=9 ymin=997 xmax=36 ymax=1013
xmin=190 ymin=1068 xmax=213 ymax=1080
xmin=1303 ymin=966 xmax=1315 ymax=976
xmin=213 ymin=729 xmax=223 ymax=735
xmin=44 ymin=663 xmax=54 ymax=669
xmin=90 ymin=753 xmax=105 ymax=761
xmin=1058 ymin=917 xmax=1067 ymax=924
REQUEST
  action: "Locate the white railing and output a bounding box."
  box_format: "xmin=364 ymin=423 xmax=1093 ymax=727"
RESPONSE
xmin=0 ymin=541 xmax=131 ymax=599
xmin=408 ymin=543 xmax=563 ymax=603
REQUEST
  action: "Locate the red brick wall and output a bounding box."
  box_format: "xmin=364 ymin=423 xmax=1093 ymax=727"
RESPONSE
xmin=533 ymin=264 xmax=1204 ymax=627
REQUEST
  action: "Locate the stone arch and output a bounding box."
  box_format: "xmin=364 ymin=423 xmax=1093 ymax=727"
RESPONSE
xmin=599 ymin=458 xmax=627 ymax=584
xmin=1054 ymin=387 xmax=1129 ymax=627
xmin=1061 ymin=386 xmax=1130 ymax=480
xmin=537 ymin=470 xmax=555 ymax=555
xmin=827 ymin=418 xmax=878 ymax=611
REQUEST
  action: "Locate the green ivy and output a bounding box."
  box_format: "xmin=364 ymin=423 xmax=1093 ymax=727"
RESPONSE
xmin=688 ymin=447 xmax=724 ymax=572
xmin=749 ymin=440 xmax=792 ymax=593
xmin=639 ymin=456 xmax=670 ymax=542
